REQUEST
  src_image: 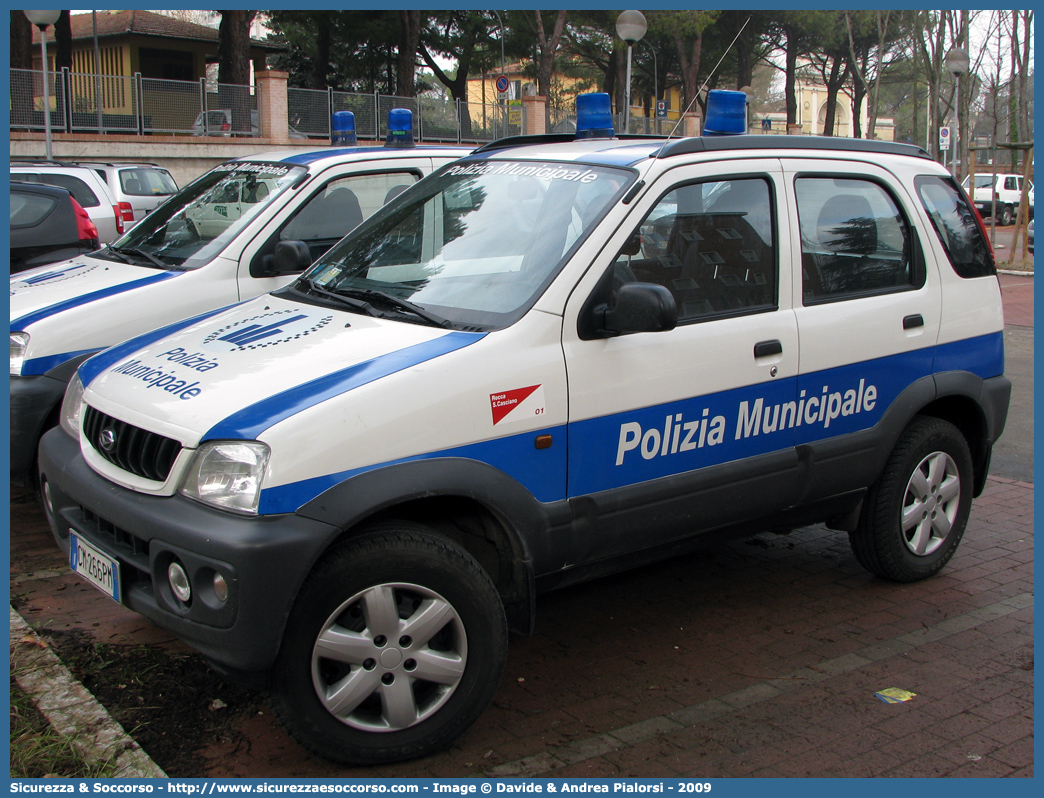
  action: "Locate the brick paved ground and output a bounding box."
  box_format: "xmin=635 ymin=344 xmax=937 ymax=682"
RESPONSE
xmin=10 ymin=473 xmax=1033 ymax=778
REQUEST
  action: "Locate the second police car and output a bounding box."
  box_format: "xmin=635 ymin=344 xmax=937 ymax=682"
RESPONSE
xmin=10 ymin=110 xmax=471 ymax=486
xmin=39 ymin=92 xmax=1009 ymax=765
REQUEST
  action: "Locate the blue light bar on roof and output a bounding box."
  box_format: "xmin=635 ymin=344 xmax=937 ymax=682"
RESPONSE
xmin=575 ymin=93 xmax=615 ymax=139
xmin=703 ymin=90 xmax=747 ymax=136
xmin=385 ymin=108 xmax=415 ymax=148
xmin=331 ymin=111 xmax=357 ymax=145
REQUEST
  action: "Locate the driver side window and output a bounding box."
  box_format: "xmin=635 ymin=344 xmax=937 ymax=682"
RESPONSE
xmin=609 ymin=177 xmax=777 ymax=323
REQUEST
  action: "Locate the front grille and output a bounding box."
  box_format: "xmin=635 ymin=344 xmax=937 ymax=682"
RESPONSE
xmin=83 ymin=405 xmax=181 ymax=482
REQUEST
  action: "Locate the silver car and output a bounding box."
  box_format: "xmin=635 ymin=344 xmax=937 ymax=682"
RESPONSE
xmin=9 ymin=162 xmax=123 ymax=243
xmin=75 ymin=162 xmax=179 ymax=230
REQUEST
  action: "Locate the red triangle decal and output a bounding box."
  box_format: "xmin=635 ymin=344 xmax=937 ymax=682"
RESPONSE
xmin=490 ymin=384 xmax=541 ymax=425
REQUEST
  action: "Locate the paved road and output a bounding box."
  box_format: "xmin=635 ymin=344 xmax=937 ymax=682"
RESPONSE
xmin=991 ymin=273 xmax=1033 ymax=483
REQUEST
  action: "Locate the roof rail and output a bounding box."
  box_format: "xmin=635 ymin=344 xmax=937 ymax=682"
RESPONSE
xmin=656 ymin=134 xmax=932 ymax=160
xmin=471 ymin=132 xmax=667 ymax=155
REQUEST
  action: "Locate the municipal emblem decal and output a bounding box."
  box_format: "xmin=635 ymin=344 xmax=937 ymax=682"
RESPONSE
xmin=202 ymin=309 xmax=333 ymax=352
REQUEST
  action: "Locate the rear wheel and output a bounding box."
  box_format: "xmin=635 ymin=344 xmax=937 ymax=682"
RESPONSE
xmin=998 ymin=204 xmax=1013 ymax=226
xmin=849 ymin=417 xmax=973 ymax=582
xmin=272 ymin=522 xmax=507 ymax=765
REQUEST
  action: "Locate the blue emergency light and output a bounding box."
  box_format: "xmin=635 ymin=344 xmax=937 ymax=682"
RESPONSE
xmin=575 ymin=93 xmax=615 ymax=139
xmin=702 ymin=90 xmax=747 ymax=136
xmin=385 ymin=108 xmax=416 ymax=148
xmin=331 ymin=110 xmax=357 ymax=145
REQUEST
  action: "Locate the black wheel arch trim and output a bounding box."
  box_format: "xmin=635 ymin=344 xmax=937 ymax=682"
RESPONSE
xmin=295 ymin=457 xmax=561 ymax=636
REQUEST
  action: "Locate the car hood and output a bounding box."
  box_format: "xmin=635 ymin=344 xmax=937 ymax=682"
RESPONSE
xmin=79 ymin=293 xmax=484 ymax=447
xmin=10 ymin=256 xmax=176 ymax=331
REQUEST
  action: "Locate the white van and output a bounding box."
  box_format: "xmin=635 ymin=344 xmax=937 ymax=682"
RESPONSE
xmin=38 ymin=93 xmax=1009 ymax=767
xmin=10 ymin=119 xmax=470 ymax=485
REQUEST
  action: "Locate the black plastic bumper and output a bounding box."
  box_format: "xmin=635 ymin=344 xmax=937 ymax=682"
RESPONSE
xmin=38 ymin=427 xmax=343 ymax=676
xmin=10 ymin=373 xmax=68 ymax=484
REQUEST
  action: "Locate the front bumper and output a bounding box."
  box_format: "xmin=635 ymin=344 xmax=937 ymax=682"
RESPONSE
xmin=38 ymin=427 xmax=342 ymax=675
xmin=10 ymin=373 xmax=69 ymax=484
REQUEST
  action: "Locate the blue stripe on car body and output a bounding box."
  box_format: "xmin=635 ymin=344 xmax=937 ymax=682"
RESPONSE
xmin=20 ymin=349 xmax=98 ymax=377
xmin=78 ymin=304 xmax=238 ymax=387
xmin=203 ymin=331 xmax=486 ymax=442
xmin=11 ymin=271 xmax=179 ymax=331
xmin=252 ymin=332 xmax=1003 ymax=516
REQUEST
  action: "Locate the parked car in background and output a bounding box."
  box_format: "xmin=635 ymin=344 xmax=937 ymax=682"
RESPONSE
xmin=191 ymin=109 xmax=308 ymax=139
xmin=1028 ymin=218 xmax=1034 ymax=255
xmin=10 ymin=162 xmax=124 ymax=243
xmin=10 ymin=183 xmax=99 ymax=273
xmin=75 ymin=162 xmax=178 ymax=230
xmin=962 ymin=173 xmax=1034 ymax=225
xmin=10 ymin=111 xmax=471 ymax=487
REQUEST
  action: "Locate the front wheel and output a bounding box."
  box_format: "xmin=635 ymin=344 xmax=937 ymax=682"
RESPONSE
xmin=998 ymin=204 xmax=1013 ymax=226
xmin=272 ymin=522 xmax=508 ymax=765
xmin=849 ymin=417 xmax=973 ymax=582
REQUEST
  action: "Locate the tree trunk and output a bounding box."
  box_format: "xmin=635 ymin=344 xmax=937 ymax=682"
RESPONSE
xmin=311 ymin=13 xmax=331 ymax=90
xmin=217 ymin=11 xmax=256 ymax=135
xmin=785 ymin=29 xmax=798 ymax=126
xmin=396 ymin=10 xmax=421 ymax=97
xmin=533 ymin=10 xmax=568 ymax=129
xmin=10 ymin=11 xmax=32 ymax=69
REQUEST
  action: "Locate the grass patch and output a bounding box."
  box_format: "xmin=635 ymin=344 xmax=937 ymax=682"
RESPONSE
xmin=10 ymin=678 xmax=121 ymax=778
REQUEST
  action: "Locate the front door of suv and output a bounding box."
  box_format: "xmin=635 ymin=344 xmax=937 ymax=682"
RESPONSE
xmin=560 ymin=162 xmax=800 ymax=562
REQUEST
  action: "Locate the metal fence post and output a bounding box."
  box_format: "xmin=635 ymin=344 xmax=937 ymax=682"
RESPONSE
xmin=134 ymin=72 xmax=144 ymax=134
xmin=200 ymin=77 xmax=207 ymax=121
xmin=327 ymin=87 xmax=334 ymax=139
xmin=375 ymin=91 xmax=380 ymax=141
xmin=61 ymin=66 xmax=72 ymax=132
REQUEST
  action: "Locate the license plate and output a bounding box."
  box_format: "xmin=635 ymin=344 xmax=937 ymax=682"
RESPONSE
xmin=69 ymin=532 xmax=121 ymax=602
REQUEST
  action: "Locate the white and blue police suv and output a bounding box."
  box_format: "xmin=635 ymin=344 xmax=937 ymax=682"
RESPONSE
xmin=10 ymin=111 xmax=470 ymax=486
xmin=38 ymin=92 xmax=1009 ymax=765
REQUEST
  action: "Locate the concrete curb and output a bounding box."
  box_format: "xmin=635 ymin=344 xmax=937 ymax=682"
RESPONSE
xmin=997 ymin=268 xmax=1033 ymax=276
xmin=10 ymin=606 xmax=167 ymax=778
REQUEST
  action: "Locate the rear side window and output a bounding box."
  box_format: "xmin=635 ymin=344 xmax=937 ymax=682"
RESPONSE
xmin=119 ymin=168 xmax=177 ymax=196
xmin=915 ymin=175 xmax=994 ymax=279
xmin=10 ymin=190 xmax=58 ymax=227
xmin=796 ymin=177 xmax=921 ymax=303
xmin=34 ymin=173 xmax=100 ymax=208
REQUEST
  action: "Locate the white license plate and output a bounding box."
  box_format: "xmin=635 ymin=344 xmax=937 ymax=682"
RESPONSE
xmin=69 ymin=532 xmax=121 ymax=602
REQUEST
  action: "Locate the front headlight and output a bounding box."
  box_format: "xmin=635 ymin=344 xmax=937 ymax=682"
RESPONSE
xmin=179 ymin=441 xmax=271 ymax=515
xmin=10 ymin=332 xmax=29 ymax=376
xmin=59 ymin=374 xmax=85 ymax=441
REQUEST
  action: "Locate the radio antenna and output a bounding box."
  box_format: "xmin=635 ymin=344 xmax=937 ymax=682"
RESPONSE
xmin=648 ymin=16 xmax=753 ymax=164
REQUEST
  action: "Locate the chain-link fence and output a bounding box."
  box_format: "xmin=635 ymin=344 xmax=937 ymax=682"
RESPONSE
xmin=11 ymin=67 xmax=527 ymax=143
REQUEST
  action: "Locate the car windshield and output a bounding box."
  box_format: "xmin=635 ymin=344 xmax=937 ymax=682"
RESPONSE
xmin=95 ymin=161 xmax=305 ymax=270
xmin=290 ymin=160 xmax=632 ymax=330
xmin=964 ymin=176 xmax=994 ymax=189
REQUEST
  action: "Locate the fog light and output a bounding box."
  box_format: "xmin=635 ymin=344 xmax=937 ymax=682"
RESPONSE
xmin=213 ymin=572 xmax=229 ymax=602
xmin=168 ymin=561 xmax=191 ymax=603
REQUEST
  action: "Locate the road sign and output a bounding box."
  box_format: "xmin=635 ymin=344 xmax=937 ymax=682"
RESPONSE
xmin=496 ymin=75 xmax=510 ymax=94
xmin=939 ymin=126 xmax=951 ymax=151
xmin=656 ymin=100 xmax=667 ymax=119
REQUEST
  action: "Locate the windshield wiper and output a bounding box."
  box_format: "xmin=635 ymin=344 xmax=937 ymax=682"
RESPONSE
xmin=98 ymin=244 xmax=135 ymax=264
xmin=296 ymin=281 xmax=450 ymax=328
xmin=336 ymin=286 xmax=451 ymax=328
xmin=298 ymin=279 xmax=382 ymax=317
xmin=112 ymin=246 xmax=169 ymax=270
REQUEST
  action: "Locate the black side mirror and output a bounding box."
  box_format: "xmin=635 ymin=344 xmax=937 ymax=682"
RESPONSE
xmin=602 ymin=283 xmax=677 ymax=335
xmin=620 ymin=231 xmax=642 ymax=257
xmin=255 ymin=239 xmax=312 ymax=277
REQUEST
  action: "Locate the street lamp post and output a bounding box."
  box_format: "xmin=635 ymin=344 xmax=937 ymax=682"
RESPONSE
xmin=24 ymin=10 xmax=62 ymax=161
xmin=491 ymin=10 xmax=506 ymax=139
xmin=944 ymin=47 xmax=969 ymax=180
xmin=616 ymin=10 xmax=647 ymax=134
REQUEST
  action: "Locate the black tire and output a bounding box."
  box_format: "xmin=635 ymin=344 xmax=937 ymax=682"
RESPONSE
xmin=998 ymin=204 xmax=1013 ymax=226
xmin=849 ymin=417 xmax=973 ymax=583
xmin=271 ymin=522 xmax=508 ymax=766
